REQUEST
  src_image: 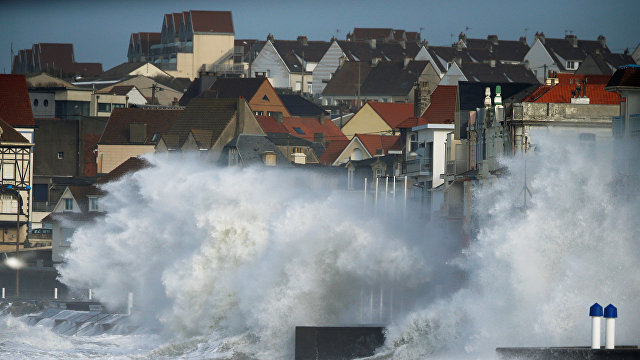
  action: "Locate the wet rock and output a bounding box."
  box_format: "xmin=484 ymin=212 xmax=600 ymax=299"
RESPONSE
xmin=8 ymin=301 xmax=44 ymax=317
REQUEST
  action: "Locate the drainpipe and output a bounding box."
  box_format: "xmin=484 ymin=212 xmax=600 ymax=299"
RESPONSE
xmin=590 ymin=303 xmax=603 ymax=349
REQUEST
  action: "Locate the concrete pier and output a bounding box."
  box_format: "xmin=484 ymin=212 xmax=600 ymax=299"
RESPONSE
xmin=496 ymin=346 xmax=640 ymax=359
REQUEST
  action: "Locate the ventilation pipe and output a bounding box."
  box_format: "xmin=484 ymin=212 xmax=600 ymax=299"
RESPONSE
xmin=590 ymin=303 xmax=603 ymax=349
xmin=604 ymin=304 xmax=617 ymax=349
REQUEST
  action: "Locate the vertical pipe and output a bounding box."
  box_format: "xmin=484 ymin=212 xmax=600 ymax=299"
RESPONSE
xmin=1 ymin=287 xmax=4 ymax=299
xmin=389 ymin=287 xmax=394 ymax=324
xmin=127 ymin=292 xmax=134 ymax=315
xmin=604 ymin=304 xmax=617 ymax=350
xmin=89 ymin=289 xmax=93 ymax=301
xmin=590 ymin=303 xmax=603 ymax=349
xmin=54 ymin=287 xmax=58 ymax=299
xmin=404 ymin=176 xmax=408 ymax=219
xmin=363 ymin=178 xmax=368 ymax=212
xmin=374 ymin=177 xmax=379 ymax=215
xmin=360 ymin=287 xmax=363 ymax=323
xmin=379 ymin=286 xmax=383 ymax=322
xmin=385 ymin=177 xmax=389 ymax=210
xmin=369 ymin=287 xmax=373 ymax=323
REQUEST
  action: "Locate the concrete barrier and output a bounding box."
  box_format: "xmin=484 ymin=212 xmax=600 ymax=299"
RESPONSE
xmin=295 ymin=326 xmax=385 ymax=360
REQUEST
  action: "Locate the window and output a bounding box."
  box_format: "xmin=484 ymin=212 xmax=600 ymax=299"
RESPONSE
xmin=43 ymin=99 xmax=49 ymax=107
xmin=262 ymin=95 xmax=269 ymax=102
xmin=295 ymin=81 xmax=302 ymax=91
xmin=307 ymin=83 xmax=312 ymax=93
xmin=375 ymin=168 xmax=383 ymax=178
xmin=89 ymin=197 xmax=99 ymax=212
xmin=113 ymin=103 xmax=125 ymax=109
xmin=33 ymin=99 xmax=38 ymax=107
xmin=375 ymin=149 xmax=384 ymax=156
xmin=98 ymin=103 xmax=111 ymax=112
xmin=293 ymin=127 xmax=305 ymax=135
xmin=410 ymin=133 xmax=418 ymax=152
xmin=566 ymin=61 xmax=580 ymax=70
xmin=1 ymin=195 xmax=17 ymax=214
xmin=57 ymin=152 xmax=64 ymax=159
xmin=2 ymin=163 xmax=14 ymax=180
xmin=254 ymin=111 xmax=264 ymax=116
xmin=266 ymin=69 xmax=271 ymax=77
xmin=292 ymin=147 xmax=304 ymax=154
xmin=64 ymin=198 xmax=73 ymax=211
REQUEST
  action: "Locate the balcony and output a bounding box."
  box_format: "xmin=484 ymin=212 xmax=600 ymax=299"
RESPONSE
xmin=203 ymin=63 xmax=246 ymax=75
xmin=405 ymin=158 xmax=432 ymax=176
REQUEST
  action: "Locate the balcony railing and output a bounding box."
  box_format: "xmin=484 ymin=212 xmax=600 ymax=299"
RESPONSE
xmin=405 ymin=158 xmax=432 ymax=175
xmin=203 ymin=63 xmax=246 ymax=75
xmin=33 ymin=201 xmax=55 ymax=212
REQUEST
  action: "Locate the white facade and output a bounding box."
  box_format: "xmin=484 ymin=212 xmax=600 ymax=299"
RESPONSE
xmin=251 ymin=40 xmax=291 ymax=89
xmin=439 ymin=62 xmax=466 ymax=85
xmin=312 ymin=41 xmax=344 ymax=99
xmin=523 ymin=39 xmax=561 ymax=83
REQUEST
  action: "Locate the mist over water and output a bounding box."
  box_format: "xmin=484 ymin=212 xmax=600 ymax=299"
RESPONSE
xmin=7 ymin=132 xmax=638 ymax=359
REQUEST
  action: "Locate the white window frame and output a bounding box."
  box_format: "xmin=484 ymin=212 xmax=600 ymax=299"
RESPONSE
xmin=64 ymin=198 xmax=74 ymax=211
xmin=2 ymin=162 xmax=15 ymax=180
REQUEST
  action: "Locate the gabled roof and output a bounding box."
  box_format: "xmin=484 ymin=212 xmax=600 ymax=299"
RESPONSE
xmin=322 ymin=61 xmax=373 ymax=96
xmin=36 ymin=43 xmax=74 ymax=70
xmin=354 ymin=134 xmax=401 ymax=156
xmin=178 ymin=75 xmax=219 ymax=106
xmin=606 ymin=66 xmax=640 ymax=89
xmin=536 ymin=35 xmax=610 ymax=71
xmin=279 ymin=94 xmax=327 ymax=117
xmin=0 ymin=116 xmax=30 ymax=143
xmin=272 ymin=39 xmax=331 ymax=72
xmin=318 ymin=139 xmax=349 ymax=165
xmin=98 ymin=62 xmax=159 ymax=80
xmin=68 ymin=185 xmax=104 ymax=213
xmin=337 ymin=40 xmax=420 ymax=62
xmin=134 ymin=33 xmax=161 ymax=55
xmin=99 ymin=107 xmax=182 ymax=145
xmin=351 ymin=28 xmax=394 ymax=41
xmin=367 ymin=101 xmax=415 ymax=128
xmin=459 ymin=62 xmax=538 ymax=83
xmin=102 ymin=85 xmax=138 ymax=96
xmin=398 ymin=85 xmax=458 ymax=128
xmin=166 ymin=97 xmax=239 ymax=148
xmin=223 ymin=134 xmax=288 ymax=166
xmin=464 ymin=36 xmax=530 ymax=62
xmin=26 ymin=72 xmax=78 ymax=89
xmin=522 ymin=75 xmax=620 ymax=104
xmin=256 ymin=115 xmax=288 ymax=133
xmin=97 ymin=156 xmax=150 ymax=184
xmin=0 ymin=75 xmax=36 ymax=127
xmin=425 ymin=46 xmax=488 ymax=72
xmin=189 ymin=10 xmax=234 ymax=34
xmin=207 ymin=77 xmax=267 ymax=101
xmin=360 ymin=60 xmax=430 ymax=96
xmin=281 ymin=117 xmax=347 ymax=142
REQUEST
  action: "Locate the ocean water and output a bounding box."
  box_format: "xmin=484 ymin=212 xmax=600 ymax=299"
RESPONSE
xmin=1 ymin=134 xmax=638 ymax=359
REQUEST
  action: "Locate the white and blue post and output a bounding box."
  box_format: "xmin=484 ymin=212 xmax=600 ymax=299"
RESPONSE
xmin=590 ymin=303 xmax=603 ymax=349
xmin=604 ymin=304 xmax=617 ymax=349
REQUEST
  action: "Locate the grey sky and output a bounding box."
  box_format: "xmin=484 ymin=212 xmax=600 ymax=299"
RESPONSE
xmin=1 ymin=0 xmax=638 ymax=74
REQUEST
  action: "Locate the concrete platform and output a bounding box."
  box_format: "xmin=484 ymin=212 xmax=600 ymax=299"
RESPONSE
xmin=295 ymin=326 xmax=385 ymax=360
xmin=496 ymin=346 xmax=640 ymax=359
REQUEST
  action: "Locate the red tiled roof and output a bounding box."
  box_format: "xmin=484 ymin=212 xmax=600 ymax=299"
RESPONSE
xmin=367 ymin=102 xmax=415 ymax=128
xmin=319 ymin=139 xmax=350 ymax=165
xmin=190 ymin=10 xmax=234 ymax=34
xmin=352 ymin=28 xmax=393 ymax=40
xmin=420 ymin=85 xmax=457 ymax=124
xmin=0 ymin=75 xmax=35 ymax=127
xmin=355 ymin=134 xmax=401 ymax=156
xmin=37 ymin=43 xmax=74 ymax=70
xmin=0 ymin=116 xmax=30 ymax=143
xmin=281 ymin=117 xmax=347 ymax=142
xmin=555 ymin=73 xmax=612 ymax=85
xmin=172 ymin=13 xmax=183 ymax=32
xmin=256 ymin=115 xmax=288 ymax=133
xmin=522 ymin=83 xmax=621 ymax=104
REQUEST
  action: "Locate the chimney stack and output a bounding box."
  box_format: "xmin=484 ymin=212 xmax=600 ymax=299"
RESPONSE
xmin=535 ymin=32 xmax=546 ymax=45
xmin=368 ymin=38 xmax=377 ymax=49
xmin=597 ymin=35 xmax=606 ymax=49
xmin=519 ymin=36 xmax=527 ymax=46
xmin=565 ymin=34 xmax=578 ymax=48
xmin=487 ymin=35 xmax=499 ymax=46
xmin=413 ymin=81 xmax=431 ymax=117
xmin=489 ymin=59 xmax=496 ymax=68
xmin=273 ymin=111 xmax=283 ymax=124
xmin=403 ymin=57 xmax=411 ymax=69
xmin=297 ymin=36 xmax=308 ymax=46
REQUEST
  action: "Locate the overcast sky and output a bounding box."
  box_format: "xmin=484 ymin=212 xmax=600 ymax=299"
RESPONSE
xmin=1 ymin=0 xmax=638 ymax=74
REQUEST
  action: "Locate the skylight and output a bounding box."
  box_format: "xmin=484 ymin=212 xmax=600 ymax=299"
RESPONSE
xmin=293 ymin=127 xmax=305 ymax=135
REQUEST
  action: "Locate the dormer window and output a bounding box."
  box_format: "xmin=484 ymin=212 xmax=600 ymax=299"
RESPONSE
xmin=566 ymin=61 xmax=580 ymax=70
xmin=88 ymin=197 xmax=99 ymax=212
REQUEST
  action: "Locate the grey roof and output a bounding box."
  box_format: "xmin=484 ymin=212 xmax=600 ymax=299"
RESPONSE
xmin=540 ymin=36 xmax=610 ymax=71
xmin=426 ymin=46 xmax=490 ymax=72
xmin=359 ymin=60 xmax=430 ymax=96
xmin=222 ymin=134 xmax=289 ymax=167
xmin=165 ymin=97 xmax=238 ymax=148
xmin=272 ymin=39 xmax=331 ymax=72
xmin=465 ymin=37 xmax=530 ymax=62
xmin=322 ymin=61 xmax=373 ymax=96
xmin=279 ymin=94 xmax=327 ymax=117
xmin=459 ymin=62 xmax=538 ymax=84
xmin=337 ymin=41 xmax=420 ymax=62
xmin=178 ymin=74 xmax=220 ymax=106
xmin=96 ymin=62 xmax=150 ymax=80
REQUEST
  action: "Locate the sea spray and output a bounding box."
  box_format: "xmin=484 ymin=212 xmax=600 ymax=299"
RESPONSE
xmin=382 ymin=133 xmax=640 ymax=358
xmin=58 ymin=154 xmax=459 ymax=358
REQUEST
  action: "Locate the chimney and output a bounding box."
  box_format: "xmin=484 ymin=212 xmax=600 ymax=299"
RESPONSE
xmin=524 ymin=59 xmax=530 ymax=70
xmin=458 ymin=32 xmax=467 ymax=44
xmin=454 ymin=56 xmax=462 ymax=67
xmin=313 ymin=132 xmax=326 ymax=144
xmin=297 ymin=36 xmax=308 ymax=46
xmin=565 ymin=34 xmax=578 ymax=48
xmin=597 ymin=35 xmax=606 ymax=49
xmin=519 ymin=36 xmax=527 ymax=46
xmin=489 ymin=59 xmax=496 ymax=68
xmin=535 ymin=32 xmax=545 ymax=45
xmin=236 ymin=97 xmax=246 ymax=136
xmin=487 ymin=35 xmax=499 ymax=46
xmin=399 ymin=39 xmax=406 ymax=49
xmin=129 ymin=123 xmax=147 ymax=143
xmin=403 ymin=57 xmax=411 ymax=69
xmin=273 ymin=111 xmax=283 ymax=124
xmin=624 ymin=48 xmax=629 ymax=55
xmin=371 ymin=57 xmax=380 ymax=66
xmin=267 ymin=33 xmax=274 ymax=41
xmin=413 ymin=81 xmax=431 ymax=117
xmin=368 ymin=38 xmax=376 ymax=49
